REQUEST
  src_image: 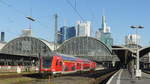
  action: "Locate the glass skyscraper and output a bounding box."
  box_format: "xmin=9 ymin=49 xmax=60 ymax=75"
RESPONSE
xmin=95 ymin=16 xmax=113 ymax=49
xmin=76 ymin=21 xmax=91 ymax=37
xmin=57 ymin=26 xmax=76 ymax=44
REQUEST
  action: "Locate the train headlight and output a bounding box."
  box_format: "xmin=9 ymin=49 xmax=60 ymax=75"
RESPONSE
xmin=51 ymin=69 xmax=55 ymax=71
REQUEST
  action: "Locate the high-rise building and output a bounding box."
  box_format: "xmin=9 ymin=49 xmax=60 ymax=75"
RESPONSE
xmin=125 ymin=34 xmax=140 ymax=45
xmin=101 ymin=16 xmax=110 ymax=33
xmin=57 ymin=31 xmax=62 ymax=44
xmin=95 ymin=16 xmax=113 ymax=49
xmin=57 ymin=26 xmax=76 ymax=44
xmin=76 ymin=21 xmax=91 ymax=37
xmin=21 ymin=29 xmax=32 ymax=37
xmin=66 ymin=26 xmax=76 ymax=39
xmin=1 ymin=32 xmax=5 ymax=42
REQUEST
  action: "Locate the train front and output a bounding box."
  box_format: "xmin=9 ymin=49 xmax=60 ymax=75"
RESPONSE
xmin=40 ymin=56 xmax=53 ymax=74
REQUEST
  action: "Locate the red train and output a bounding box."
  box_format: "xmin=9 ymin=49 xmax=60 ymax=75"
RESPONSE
xmin=40 ymin=54 xmax=97 ymax=76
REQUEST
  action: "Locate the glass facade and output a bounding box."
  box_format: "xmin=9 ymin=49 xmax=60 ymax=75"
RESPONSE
xmin=57 ymin=37 xmax=113 ymax=62
xmin=76 ymin=21 xmax=91 ymax=37
xmin=95 ymin=28 xmax=113 ymax=49
xmin=66 ymin=26 xmax=76 ymax=39
xmin=95 ymin=16 xmax=113 ymax=49
xmin=58 ymin=26 xmax=76 ymax=44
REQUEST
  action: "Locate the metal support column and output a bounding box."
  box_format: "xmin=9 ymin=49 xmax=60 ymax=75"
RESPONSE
xmin=135 ymin=50 xmax=141 ymax=78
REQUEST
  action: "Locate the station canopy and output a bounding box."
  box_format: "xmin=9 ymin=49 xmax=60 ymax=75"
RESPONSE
xmin=1 ymin=36 xmax=53 ymax=57
xmin=56 ymin=36 xmax=114 ymax=62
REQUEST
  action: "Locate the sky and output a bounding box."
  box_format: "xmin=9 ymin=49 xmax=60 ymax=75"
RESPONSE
xmin=0 ymin=0 xmax=150 ymax=46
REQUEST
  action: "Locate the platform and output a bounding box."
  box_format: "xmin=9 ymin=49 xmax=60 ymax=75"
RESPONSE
xmin=107 ymin=69 xmax=150 ymax=84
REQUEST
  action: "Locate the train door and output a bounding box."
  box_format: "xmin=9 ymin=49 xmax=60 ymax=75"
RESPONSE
xmin=80 ymin=62 xmax=83 ymax=70
xmin=55 ymin=59 xmax=63 ymax=72
xmin=76 ymin=62 xmax=81 ymax=70
xmin=71 ymin=62 xmax=76 ymax=71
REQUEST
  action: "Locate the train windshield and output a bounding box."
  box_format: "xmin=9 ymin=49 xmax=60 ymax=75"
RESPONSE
xmin=42 ymin=57 xmax=53 ymax=68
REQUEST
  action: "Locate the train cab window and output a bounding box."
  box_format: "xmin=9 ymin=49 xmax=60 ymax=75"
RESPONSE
xmin=42 ymin=57 xmax=53 ymax=69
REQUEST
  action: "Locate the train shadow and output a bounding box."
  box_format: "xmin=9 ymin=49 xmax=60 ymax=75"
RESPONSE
xmin=22 ymin=73 xmax=44 ymax=79
xmin=22 ymin=68 xmax=117 ymax=79
xmin=62 ymin=68 xmax=117 ymax=79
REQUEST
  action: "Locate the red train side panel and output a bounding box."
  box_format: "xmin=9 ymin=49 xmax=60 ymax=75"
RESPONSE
xmin=40 ymin=54 xmax=97 ymax=75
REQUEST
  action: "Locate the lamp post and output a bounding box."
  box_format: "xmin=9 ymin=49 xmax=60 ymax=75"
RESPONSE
xmin=130 ymin=25 xmax=144 ymax=78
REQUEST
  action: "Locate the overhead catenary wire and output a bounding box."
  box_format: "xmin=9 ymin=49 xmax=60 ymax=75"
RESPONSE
xmin=28 ymin=0 xmax=33 ymax=29
xmin=65 ymin=0 xmax=85 ymax=21
xmin=0 ymin=0 xmax=49 ymax=29
xmin=0 ymin=0 xmax=27 ymax=16
xmin=83 ymin=0 xmax=95 ymax=37
xmin=75 ymin=0 xmax=76 ymax=9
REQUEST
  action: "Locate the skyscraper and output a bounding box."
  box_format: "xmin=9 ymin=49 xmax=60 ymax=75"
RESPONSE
xmin=76 ymin=21 xmax=91 ymax=37
xmin=57 ymin=31 xmax=62 ymax=44
xmin=125 ymin=34 xmax=141 ymax=45
xmin=101 ymin=16 xmax=110 ymax=33
xmin=57 ymin=26 xmax=76 ymax=44
xmin=95 ymin=16 xmax=113 ymax=49
xmin=21 ymin=29 xmax=32 ymax=37
xmin=66 ymin=26 xmax=76 ymax=39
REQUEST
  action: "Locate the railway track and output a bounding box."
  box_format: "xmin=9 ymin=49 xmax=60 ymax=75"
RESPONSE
xmin=0 ymin=69 xmax=118 ymax=84
xmin=142 ymin=70 xmax=150 ymax=74
xmin=0 ymin=72 xmax=40 ymax=79
xmin=94 ymin=70 xmax=117 ymax=84
xmin=0 ymin=74 xmax=23 ymax=79
xmin=61 ymin=68 xmax=118 ymax=84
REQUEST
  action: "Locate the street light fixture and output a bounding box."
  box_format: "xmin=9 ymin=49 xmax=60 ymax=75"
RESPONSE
xmin=130 ymin=25 xmax=144 ymax=78
xmin=26 ymin=16 xmax=35 ymax=22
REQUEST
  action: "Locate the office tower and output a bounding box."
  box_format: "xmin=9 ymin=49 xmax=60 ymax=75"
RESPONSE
xmin=95 ymin=16 xmax=113 ymax=49
xmin=76 ymin=21 xmax=91 ymax=37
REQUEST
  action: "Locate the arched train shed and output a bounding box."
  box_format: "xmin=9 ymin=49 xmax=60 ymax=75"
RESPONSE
xmin=139 ymin=46 xmax=150 ymax=57
xmin=56 ymin=36 xmax=114 ymax=62
xmin=0 ymin=36 xmax=53 ymax=66
xmin=139 ymin=46 xmax=150 ymax=69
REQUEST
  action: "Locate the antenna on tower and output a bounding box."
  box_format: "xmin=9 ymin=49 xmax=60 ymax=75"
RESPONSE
xmin=26 ymin=0 xmax=35 ymax=29
xmin=102 ymin=8 xmax=105 ymax=16
xmin=54 ymin=14 xmax=58 ymax=51
xmin=102 ymin=9 xmax=106 ymax=29
xmin=75 ymin=0 xmax=76 ymax=9
xmin=64 ymin=19 xmax=67 ymax=26
xmin=29 ymin=0 xmax=32 ymax=29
